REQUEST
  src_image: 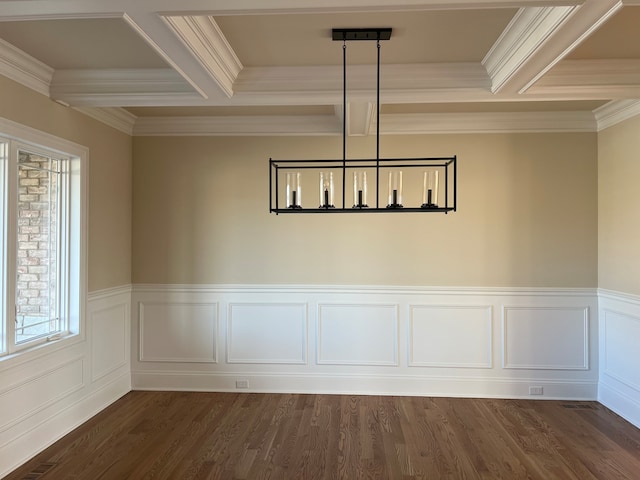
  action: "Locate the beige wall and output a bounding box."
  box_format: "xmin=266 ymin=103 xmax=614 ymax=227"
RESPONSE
xmin=0 ymin=76 xmax=132 ymax=292
xmin=133 ymin=132 xmax=597 ymax=287
xmin=598 ymin=115 xmax=640 ymax=296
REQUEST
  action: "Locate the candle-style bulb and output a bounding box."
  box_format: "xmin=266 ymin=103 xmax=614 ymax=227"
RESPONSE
xmin=387 ymin=170 xmax=403 ymax=208
xmin=421 ymin=170 xmax=439 ymax=208
xmin=319 ymin=171 xmax=335 ymax=208
xmin=286 ymin=171 xmax=302 ymax=209
xmin=352 ymin=171 xmax=368 ymax=208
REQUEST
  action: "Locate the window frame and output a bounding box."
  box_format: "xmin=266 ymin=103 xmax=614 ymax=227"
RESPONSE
xmin=0 ymin=117 xmax=87 ymax=364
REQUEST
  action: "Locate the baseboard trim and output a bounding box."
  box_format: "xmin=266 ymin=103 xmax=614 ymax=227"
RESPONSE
xmin=132 ymin=371 xmax=597 ymax=400
xmin=598 ymin=380 xmax=640 ymax=429
xmin=0 ymin=372 xmax=131 ymax=479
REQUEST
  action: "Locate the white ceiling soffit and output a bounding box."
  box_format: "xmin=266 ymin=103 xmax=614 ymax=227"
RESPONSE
xmin=0 ymin=0 xmax=640 ymax=135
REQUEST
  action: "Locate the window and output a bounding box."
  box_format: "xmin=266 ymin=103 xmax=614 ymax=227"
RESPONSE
xmin=0 ymin=119 xmax=86 ymax=358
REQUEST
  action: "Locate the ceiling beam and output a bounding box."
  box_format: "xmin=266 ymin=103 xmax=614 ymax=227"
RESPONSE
xmin=161 ymin=15 xmax=243 ymax=98
xmin=0 ymin=1 xmax=586 ymax=21
xmin=489 ymin=0 xmax=623 ymax=94
xmin=482 ymin=6 xmax=576 ymax=94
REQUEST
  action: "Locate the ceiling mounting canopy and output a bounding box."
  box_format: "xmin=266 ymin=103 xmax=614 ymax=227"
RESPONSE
xmin=331 ymin=28 xmax=392 ymax=41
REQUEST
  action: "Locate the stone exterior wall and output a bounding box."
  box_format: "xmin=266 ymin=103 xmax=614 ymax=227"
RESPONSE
xmin=15 ymin=152 xmax=59 ymax=340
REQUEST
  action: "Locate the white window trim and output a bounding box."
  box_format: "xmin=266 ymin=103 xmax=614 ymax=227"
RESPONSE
xmin=0 ymin=116 xmax=87 ymax=367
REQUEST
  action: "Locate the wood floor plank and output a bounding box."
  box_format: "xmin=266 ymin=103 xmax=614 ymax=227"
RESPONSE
xmin=6 ymin=393 xmax=640 ymax=480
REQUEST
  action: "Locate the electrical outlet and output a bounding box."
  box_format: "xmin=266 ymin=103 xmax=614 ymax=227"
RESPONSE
xmin=529 ymin=386 xmax=544 ymax=395
xmin=235 ymin=379 xmax=249 ymax=389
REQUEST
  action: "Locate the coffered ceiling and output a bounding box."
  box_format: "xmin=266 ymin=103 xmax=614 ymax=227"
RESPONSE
xmin=0 ymin=0 xmax=639 ymax=136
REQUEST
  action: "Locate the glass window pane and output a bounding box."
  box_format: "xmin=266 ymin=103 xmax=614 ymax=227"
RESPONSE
xmin=15 ymin=151 xmax=60 ymax=344
xmin=0 ymin=141 xmax=6 ymax=351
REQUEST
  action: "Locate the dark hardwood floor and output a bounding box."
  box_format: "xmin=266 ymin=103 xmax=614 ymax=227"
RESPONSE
xmin=6 ymin=392 xmax=640 ymax=479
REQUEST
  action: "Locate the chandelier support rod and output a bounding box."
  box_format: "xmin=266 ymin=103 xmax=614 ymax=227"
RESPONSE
xmin=342 ymin=40 xmax=347 ymax=209
xmin=376 ymin=38 xmax=381 ymax=208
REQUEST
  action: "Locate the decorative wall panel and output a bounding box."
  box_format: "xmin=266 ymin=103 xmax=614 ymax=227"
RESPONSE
xmin=503 ymin=306 xmax=589 ymax=370
xmin=139 ymin=301 xmax=218 ymax=363
xmin=317 ymin=303 xmax=398 ymax=366
xmin=409 ymin=305 xmax=492 ymax=368
xmin=227 ymin=303 xmax=307 ymax=364
xmin=0 ymin=358 xmax=84 ymax=433
xmin=91 ymin=302 xmax=129 ymax=381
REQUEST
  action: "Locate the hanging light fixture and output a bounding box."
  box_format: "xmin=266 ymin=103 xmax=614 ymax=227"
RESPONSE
xmin=269 ymin=27 xmax=456 ymax=214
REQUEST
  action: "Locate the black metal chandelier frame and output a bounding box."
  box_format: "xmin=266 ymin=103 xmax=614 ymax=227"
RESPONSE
xmin=269 ymin=28 xmax=457 ymax=214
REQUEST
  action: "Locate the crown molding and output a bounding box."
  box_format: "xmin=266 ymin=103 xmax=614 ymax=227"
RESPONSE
xmin=527 ymin=59 xmax=640 ymax=97
xmin=162 ymin=15 xmax=243 ymax=98
xmin=74 ymin=106 xmax=137 ymax=135
xmin=515 ymin=0 xmax=623 ymax=94
xmin=0 ymin=37 xmax=53 ymax=96
xmin=594 ymin=100 xmax=640 ymax=131
xmin=49 ymin=68 xmax=200 ymax=106
xmin=132 ymin=110 xmax=597 ymax=136
xmin=381 ymin=110 xmax=597 ymax=134
xmin=483 ymin=5 xmax=575 ymax=94
xmin=133 ymin=115 xmax=340 ymax=136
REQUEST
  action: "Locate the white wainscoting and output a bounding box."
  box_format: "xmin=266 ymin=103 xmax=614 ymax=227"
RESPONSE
xmin=598 ymin=289 xmax=640 ymax=428
xmin=502 ymin=306 xmax=589 ymax=370
xmin=318 ymin=303 xmax=398 ymax=366
xmin=409 ymin=305 xmax=492 ymax=368
xmin=228 ymin=303 xmax=306 ymax=364
xmin=0 ymin=285 xmax=132 ymax=479
xmin=139 ymin=301 xmax=218 ymax=363
xmin=132 ymin=285 xmax=598 ymax=400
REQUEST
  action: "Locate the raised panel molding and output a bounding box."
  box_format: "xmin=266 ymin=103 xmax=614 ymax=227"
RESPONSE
xmin=90 ymin=301 xmax=129 ymax=382
xmin=598 ymin=290 xmax=640 ymax=428
xmin=602 ymin=309 xmax=640 ymax=391
xmin=139 ymin=301 xmax=218 ymax=363
xmin=502 ymin=306 xmax=589 ymax=370
xmin=409 ymin=305 xmax=493 ymax=368
xmin=0 ymin=357 xmax=84 ymax=435
xmin=317 ymin=303 xmax=399 ymax=366
xmin=131 ymin=284 xmax=598 ymax=399
xmin=227 ymin=303 xmax=307 ymax=364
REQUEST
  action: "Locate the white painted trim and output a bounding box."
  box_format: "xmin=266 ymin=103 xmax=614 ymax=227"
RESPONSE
xmin=0 ymin=372 xmax=130 ymax=479
xmin=0 ymin=1 xmax=585 ymax=21
xmin=132 ymin=110 xmax=597 ymax=136
xmin=514 ymin=0 xmax=623 ymax=94
xmin=316 ymin=302 xmax=399 ymax=366
xmin=132 ymin=284 xmax=598 ymax=399
xmin=594 ymin=100 xmax=640 ymax=131
xmin=598 ymin=288 xmax=640 ymax=305
xmin=0 ymin=37 xmax=53 ymax=97
xmin=601 ymin=308 xmax=640 ymax=391
xmin=0 ymin=357 xmax=84 ymax=437
xmin=502 ymin=305 xmax=590 ymax=370
xmin=50 ymin=68 xmax=196 ymax=105
xmin=132 ymin=283 xmax=597 ymax=297
xmin=597 ymin=288 xmax=640 ymax=428
xmin=381 ymin=111 xmax=597 ymax=134
xmin=407 ymin=304 xmax=493 ymax=368
xmin=235 ymin=63 xmax=489 ymax=95
xmin=132 ymin=370 xmax=597 ymax=400
xmin=74 ymin=107 xmax=137 ymax=136
xmin=133 ymin=114 xmax=339 ymax=136
xmin=138 ymin=301 xmax=219 ymax=363
xmin=162 ymin=15 xmax=243 ymax=98
xmin=483 ymin=6 xmax=575 ymax=93
xmin=599 ymin=381 xmax=640 ymax=429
